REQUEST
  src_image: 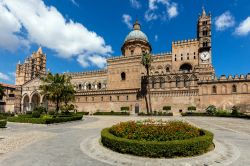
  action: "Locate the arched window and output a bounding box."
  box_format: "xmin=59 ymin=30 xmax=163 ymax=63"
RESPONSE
xmin=87 ymin=83 xmax=91 ymax=90
xmin=166 ymin=67 xmax=170 ymax=72
xmin=98 ymin=83 xmax=102 ymax=89
xmin=78 ymin=84 xmax=82 ymax=90
xmin=203 ymin=42 xmax=208 ymax=47
xmin=232 ymin=85 xmax=237 ymax=93
xmin=110 ymin=96 xmax=112 ymax=101
xmin=212 ymin=86 xmax=217 ymax=94
xmin=121 ymin=72 xmax=126 ymax=81
xmin=159 ymin=78 xmax=164 ymax=88
xmin=152 ymin=79 xmax=155 ymax=89
xmin=184 ymin=78 xmax=189 ymax=87
xmin=176 ymin=77 xmax=181 ymax=88
xmin=179 ymin=63 xmax=192 ymax=73
xmin=242 ymin=84 xmax=248 ymax=93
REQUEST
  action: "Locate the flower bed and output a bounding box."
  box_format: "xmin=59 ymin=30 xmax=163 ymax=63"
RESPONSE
xmin=7 ymin=114 xmax=83 ymax=124
xmin=101 ymin=119 xmax=214 ymax=158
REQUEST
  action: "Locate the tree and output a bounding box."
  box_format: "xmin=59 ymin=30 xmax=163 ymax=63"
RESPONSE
xmin=61 ymin=76 xmax=75 ymax=111
xmin=206 ymin=105 xmax=216 ymax=116
xmin=141 ymin=53 xmax=153 ymax=114
xmin=0 ymin=84 xmax=5 ymax=100
xmin=40 ymin=73 xmax=75 ymax=113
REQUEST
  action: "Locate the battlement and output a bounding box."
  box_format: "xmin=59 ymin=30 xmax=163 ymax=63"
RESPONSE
xmin=64 ymin=69 xmax=107 ymax=77
xmin=172 ymin=38 xmax=198 ymax=46
xmin=152 ymin=52 xmax=172 ymax=57
xmin=200 ymin=73 xmax=250 ymax=83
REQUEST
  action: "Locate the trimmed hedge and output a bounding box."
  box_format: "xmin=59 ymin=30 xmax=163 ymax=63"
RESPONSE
xmin=138 ymin=112 xmax=173 ymax=116
xmin=101 ymin=128 xmax=214 ymax=158
xmin=181 ymin=112 xmax=250 ymax=119
xmin=93 ymin=111 xmax=130 ymax=116
xmin=0 ymin=119 xmax=7 ymax=128
xmin=7 ymin=114 xmax=83 ymax=124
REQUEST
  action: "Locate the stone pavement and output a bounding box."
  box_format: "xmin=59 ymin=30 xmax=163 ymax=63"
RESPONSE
xmin=0 ymin=116 xmax=250 ymax=166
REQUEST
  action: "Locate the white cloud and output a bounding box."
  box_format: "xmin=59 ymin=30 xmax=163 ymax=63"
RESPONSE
xmin=0 ymin=72 xmax=10 ymax=81
xmin=70 ymin=0 xmax=79 ymax=7
xmin=154 ymin=35 xmax=158 ymax=41
xmin=215 ymin=11 xmax=235 ymax=31
xmin=0 ymin=2 xmax=29 ymax=52
xmin=1 ymin=0 xmax=112 ymax=68
xmin=130 ymin=0 xmax=141 ymax=9
xmin=77 ymin=54 xmax=107 ymax=68
xmin=235 ymin=17 xmax=250 ymax=36
xmin=167 ymin=3 xmax=178 ymax=19
xmin=144 ymin=0 xmax=178 ymax=22
xmin=122 ymin=14 xmax=133 ymax=29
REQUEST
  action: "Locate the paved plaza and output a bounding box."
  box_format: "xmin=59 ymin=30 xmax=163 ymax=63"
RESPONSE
xmin=0 ymin=116 xmax=250 ymax=166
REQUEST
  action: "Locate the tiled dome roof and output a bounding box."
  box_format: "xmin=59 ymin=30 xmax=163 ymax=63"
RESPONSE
xmin=125 ymin=30 xmax=148 ymax=42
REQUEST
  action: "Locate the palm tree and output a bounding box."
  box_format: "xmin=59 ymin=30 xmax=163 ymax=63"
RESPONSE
xmin=61 ymin=76 xmax=75 ymax=110
xmin=40 ymin=73 xmax=75 ymax=113
xmin=141 ymin=53 xmax=153 ymax=114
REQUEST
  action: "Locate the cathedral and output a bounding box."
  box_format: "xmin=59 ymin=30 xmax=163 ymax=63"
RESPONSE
xmin=16 ymin=8 xmax=250 ymax=114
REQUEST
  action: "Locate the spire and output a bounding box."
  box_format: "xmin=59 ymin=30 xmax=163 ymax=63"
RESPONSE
xmin=37 ymin=46 xmax=43 ymax=54
xmin=133 ymin=19 xmax=141 ymax=30
xmin=202 ymin=6 xmax=206 ymax=16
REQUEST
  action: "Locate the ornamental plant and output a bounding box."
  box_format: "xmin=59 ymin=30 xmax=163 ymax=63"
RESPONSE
xmin=109 ymin=119 xmax=203 ymax=141
xmin=206 ymin=105 xmax=216 ymax=115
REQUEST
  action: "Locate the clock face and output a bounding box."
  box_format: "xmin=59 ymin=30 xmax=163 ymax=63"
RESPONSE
xmin=200 ymin=51 xmax=210 ymax=61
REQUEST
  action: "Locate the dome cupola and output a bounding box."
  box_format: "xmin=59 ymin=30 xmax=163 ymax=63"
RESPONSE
xmin=122 ymin=20 xmax=151 ymax=56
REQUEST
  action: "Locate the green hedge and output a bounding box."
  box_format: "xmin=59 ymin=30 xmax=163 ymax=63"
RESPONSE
xmin=181 ymin=112 xmax=250 ymax=119
xmin=7 ymin=114 xmax=83 ymax=124
xmin=101 ymin=128 xmax=214 ymax=158
xmin=0 ymin=119 xmax=7 ymax=128
xmin=163 ymin=106 xmax=171 ymax=111
xmin=138 ymin=112 xmax=173 ymax=116
xmin=93 ymin=111 xmax=130 ymax=116
xmin=121 ymin=107 xmax=129 ymax=111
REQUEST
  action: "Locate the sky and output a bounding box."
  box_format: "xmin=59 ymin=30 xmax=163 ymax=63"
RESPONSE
xmin=0 ymin=0 xmax=250 ymax=84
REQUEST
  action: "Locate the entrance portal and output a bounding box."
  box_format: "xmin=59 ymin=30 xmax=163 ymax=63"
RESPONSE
xmin=135 ymin=104 xmax=139 ymax=114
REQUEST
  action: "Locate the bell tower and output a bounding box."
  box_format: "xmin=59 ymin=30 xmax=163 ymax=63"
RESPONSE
xmin=197 ymin=7 xmax=214 ymax=79
xmin=197 ymin=7 xmax=212 ymax=64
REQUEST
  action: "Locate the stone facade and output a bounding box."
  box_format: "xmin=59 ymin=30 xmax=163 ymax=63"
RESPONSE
xmin=0 ymin=83 xmax=17 ymax=113
xmin=15 ymin=47 xmax=46 ymax=86
xmin=16 ymin=8 xmax=250 ymax=114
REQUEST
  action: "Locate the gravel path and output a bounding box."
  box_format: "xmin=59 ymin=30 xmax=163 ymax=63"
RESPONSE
xmin=0 ymin=116 xmax=249 ymax=166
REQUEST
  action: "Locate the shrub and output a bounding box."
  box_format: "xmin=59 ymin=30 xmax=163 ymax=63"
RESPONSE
xmin=48 ymin=110 xmax=55 ymax=115
xmin=216 ymin=109 xmax=230 ymax=117
xmin=101 ymin=120 xmax=214 ymax=158
xmin=32 ymin=111 xmax=41 ymax=118
xmin=121 ymin=107 xmax=129 ymax=112
xmin=7 ymin=114 xmax=83 ymax=124
xmin=26 ymin=111 xmax=32 ymax=115
xmin=0 ymin=119 xmax=7 ymax=128
xmin=188 ymin=106 xmax=196 ymax=112
xmin=93 ymin=111 xmax=130 ymax=116
xmin=206 ymin=105 xmax=216 ymax=115
xmin=231 ymin=106 xmax=240 ymax=116
xmin=34 ymin=106 xmax=47 ymax=114
xmin=163 ymin=106 xmax=171 ymax=111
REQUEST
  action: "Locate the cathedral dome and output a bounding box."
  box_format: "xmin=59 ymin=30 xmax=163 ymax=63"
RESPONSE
xmin=125 ymin=30 xmax=148 ymax=42
xmin=124 ymin=20 xmax=148 ymax=43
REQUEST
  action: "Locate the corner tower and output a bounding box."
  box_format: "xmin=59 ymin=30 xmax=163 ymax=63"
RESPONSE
xmin=121 ymin=20 xmax=151 ymax=56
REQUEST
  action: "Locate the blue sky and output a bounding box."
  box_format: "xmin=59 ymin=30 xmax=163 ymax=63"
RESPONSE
xmin=0 ymin=0 xmax=250 ymax=84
